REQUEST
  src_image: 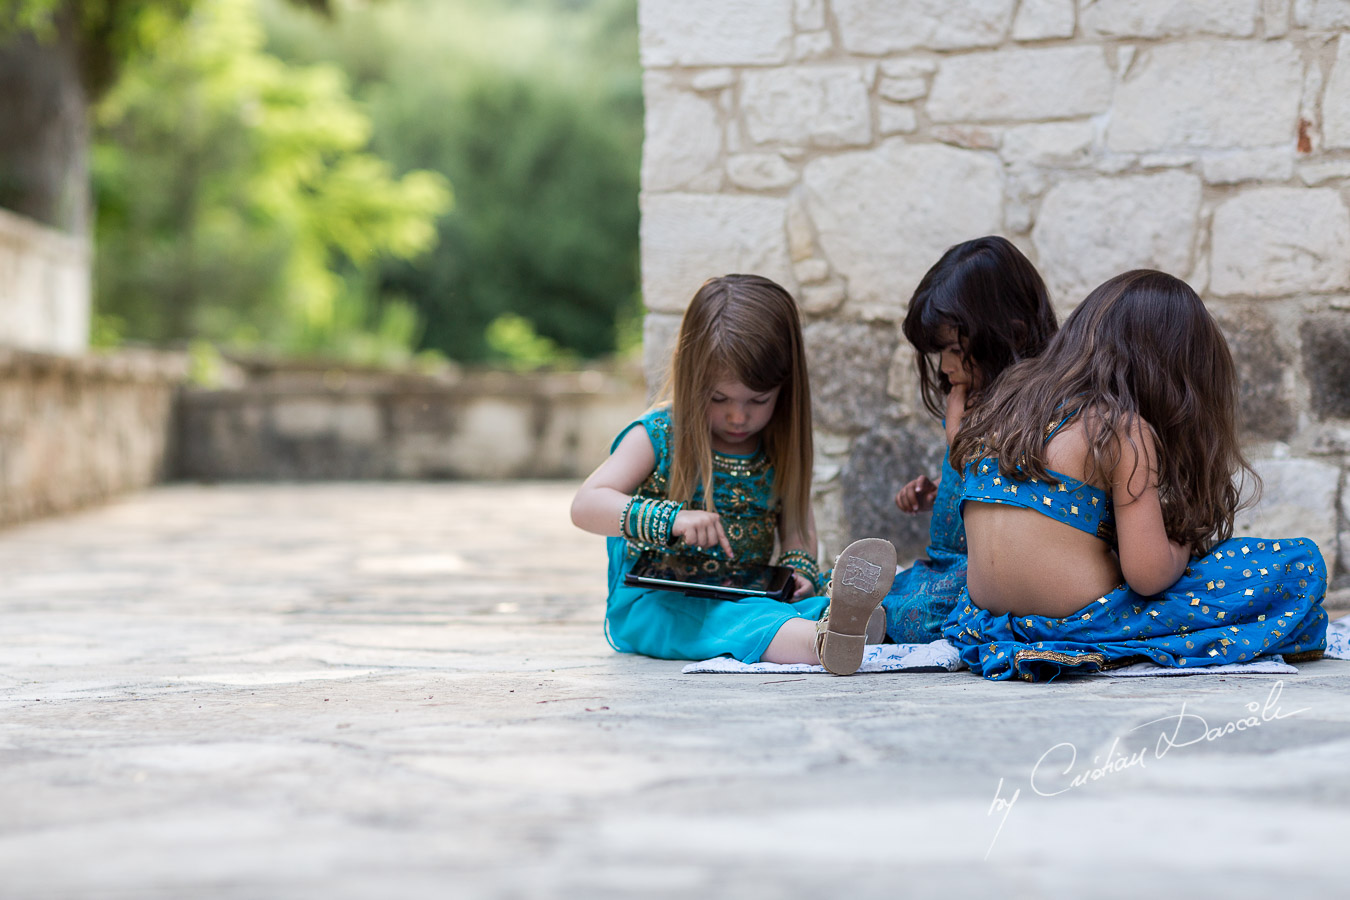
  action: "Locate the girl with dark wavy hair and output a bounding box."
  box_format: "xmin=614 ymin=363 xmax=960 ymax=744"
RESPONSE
xmin=881 ymin=236 xmax=1058 ymax=648
xmin=944 ymin=270 xmax=1327 ymax=681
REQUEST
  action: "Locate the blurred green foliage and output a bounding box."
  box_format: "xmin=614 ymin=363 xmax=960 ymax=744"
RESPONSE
xmin=92 ymin=0 xmax=450 ymax=365
xmin=260 ymin=0 xmax=642 ymax=364
xmin=84 ymin=0 xmax=641 ymax=368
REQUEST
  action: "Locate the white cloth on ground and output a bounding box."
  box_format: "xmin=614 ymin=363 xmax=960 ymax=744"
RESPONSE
xmin=682 ymin=641 xmax=962 ymax=674
xmin=683 ymin=639 xmax=1317 ymax=676
xmin=1325 ymin=617 xmax=1350 ymax=660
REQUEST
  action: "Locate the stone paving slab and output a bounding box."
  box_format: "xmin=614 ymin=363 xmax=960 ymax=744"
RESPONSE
xmin=1 ymin=483 xmax=1347 ymax=899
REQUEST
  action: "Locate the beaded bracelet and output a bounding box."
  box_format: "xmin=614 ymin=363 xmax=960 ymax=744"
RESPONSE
xmin=779 ymin=549 xmax=827 ymax=592
xmin=621 ymin=497 xmax=684 ymax=546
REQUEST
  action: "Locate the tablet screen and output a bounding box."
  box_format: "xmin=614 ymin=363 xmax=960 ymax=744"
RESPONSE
xmin=625 ymin=552 xmax=794 ymax=599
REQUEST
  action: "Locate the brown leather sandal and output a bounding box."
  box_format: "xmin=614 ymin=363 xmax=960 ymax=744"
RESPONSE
xmin=814 ymin=538 xmax=896 ymax=675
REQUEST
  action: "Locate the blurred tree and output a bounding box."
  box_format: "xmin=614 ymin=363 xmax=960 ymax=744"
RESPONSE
xmin=0 ymin=0 xmax=328 ymax=234
xmin=261 ymin=0 xmax=642 ymax=363
xmin=92 ymin=0 xmax=449 ymax=357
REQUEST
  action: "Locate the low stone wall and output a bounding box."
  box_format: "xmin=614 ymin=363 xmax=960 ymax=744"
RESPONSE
xmin=0 ymin=209 xmax=90 ymax=355
xmin=0 ymin=348 xmax=185 ymax=526
xmin=175 ymin=362 xmax=648 ymax=481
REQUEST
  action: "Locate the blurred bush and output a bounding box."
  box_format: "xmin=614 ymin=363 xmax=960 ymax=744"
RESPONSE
xmin=92 ymin=0 xmax=450 ymax=366
xmin=90 ymin=0 xmax=641 ymax=368
xmin=261 ymin=0 xmax=642 ymax=365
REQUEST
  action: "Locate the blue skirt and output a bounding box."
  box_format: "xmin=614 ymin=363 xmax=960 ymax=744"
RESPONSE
xmin=942 ymin=536 xmax=1328 ymax=682
xmin=881 ymin=546 xmax=967 ymax=643
xmin=604 ymin=537 xmax=830 ymax=662
xmin=881 ymin=449 xmax=969 ymax=643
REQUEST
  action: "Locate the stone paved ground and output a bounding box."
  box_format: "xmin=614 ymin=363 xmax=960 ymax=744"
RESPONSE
xmin=1 ymin=483 xmax=1347 ymax=899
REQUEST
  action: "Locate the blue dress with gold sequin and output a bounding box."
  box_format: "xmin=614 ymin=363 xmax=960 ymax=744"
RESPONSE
xmin=941 ymin=440 xmax=1328 ymax=682
xmin=603 ymin=406 xmax=829 ymax=662
xmin=879 ymin=449 xmax=969 ymax=643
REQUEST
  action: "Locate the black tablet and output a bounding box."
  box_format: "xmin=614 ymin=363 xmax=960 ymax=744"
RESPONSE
xmin=623 ymin=551 xmax=797 ymax=602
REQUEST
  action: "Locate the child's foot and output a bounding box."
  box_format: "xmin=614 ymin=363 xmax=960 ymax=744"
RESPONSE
xmin=815 ymin=538 xmax=896 ymax=675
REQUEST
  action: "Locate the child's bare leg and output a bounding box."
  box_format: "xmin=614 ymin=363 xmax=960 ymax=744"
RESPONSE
xmin=762 ymin=617 xmax=820 ymax=664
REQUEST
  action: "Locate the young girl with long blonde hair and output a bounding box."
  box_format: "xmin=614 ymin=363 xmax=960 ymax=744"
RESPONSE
xmin=571 ymin=274 xmax=893 ymax=670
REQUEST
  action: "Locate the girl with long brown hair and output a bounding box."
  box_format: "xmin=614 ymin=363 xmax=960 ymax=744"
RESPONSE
xmin=883 ymin=236 xmax=1057 ymax=646
xmin=944 ymin=270 xmax=1327 ymax=681
xmin=572 ymin=274 xmax=893 ymax=668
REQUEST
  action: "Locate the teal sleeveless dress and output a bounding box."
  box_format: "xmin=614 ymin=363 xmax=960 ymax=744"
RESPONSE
xmin=603 ymin=406 xmax=829 ymax=662
xmin=942 ymin=415 xmax=1328 ymax=681
xmin=879 ymin=448 xmax=968 ymax=643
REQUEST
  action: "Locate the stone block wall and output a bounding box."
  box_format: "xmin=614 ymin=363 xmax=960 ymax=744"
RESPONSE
xmin=0 ymin=208 xmax=90 ymax=355
xmin=0 ymin=349 xmax=185 ymax=526
xmin=176 ymin=362 xmax=646 ymax=482
xmin=638 ymin=0 xmax=1350 ymax=585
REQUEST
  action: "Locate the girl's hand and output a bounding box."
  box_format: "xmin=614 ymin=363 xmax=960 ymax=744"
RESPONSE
xmin=895 ymin=475 xmax=939 ymax=514
xmin=672 ymin=509 xmax=735 ymax=559
xmin=788 ymin=571 xmax=816 ymax=601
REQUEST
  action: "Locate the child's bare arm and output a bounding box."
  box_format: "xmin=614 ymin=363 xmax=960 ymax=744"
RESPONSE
xmin=1110 ymin=420 xmax=1191 ymax=596
xmin=570 ymin=427 xmax=658 ymax=536
xmin=570 ymin=427 xmax=733 ymax=557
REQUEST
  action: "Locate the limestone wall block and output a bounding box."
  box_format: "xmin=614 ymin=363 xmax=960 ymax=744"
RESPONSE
xmin=1210 ymin=188 xmax=1350 ymax=297
xmin=793 ymin=258 xmax=829 ymax=284
xmin=794 ymin=32 xmax=834 ymax=61
xmin=642 ymin=74 xmax=722 ymax=192
xmin=800 ymin=282 xmax=847 ymax=314
xmin=441 ymin=399 xmax=536 ymax=479
xmin=1082 ymin=0 xmax=1259 ymax=38
xmin=1323 ymin=37 xmax=1350 ymax=149
xmin=690 ymin=69 xmax=735 ymax=92
xmin=1233 ymin=456 xmax=1341 ymax=577
xmin=1342 ymin=483 xmax=1350 ymax=578
xmin=878 ymin=77 xmax=927 ymax=102
xmin=878 ymin=103 xmax=919 ymax=135
xmin=1032 ymin=171 xmax=1202 ymax=306
xmin=1201 ymin=148 xmax=1296 ymax=184
xmin=1293 ymin=0 xmax=1350 ymax=28
xmin=931 ymin=125 xmax=1001 ymax=151
xmin=1263 ymin=0 xmax=1292 ymax=35
xmin=1139 ymin=152 xmax=1198 ymax=169
xmin=1298 ymin=158 xmax=1350 ymax=185
xmin=640 ymin=193 xmax=794 ymax=314
xmin=740 ymin=66 xmax=873 ymax=148
xmin=727 ymin=154 xmax=797 ymax=190
xmin=1212 ymin=307 xmax=1296 ymax=441
xmin=795 ymin=0 xmax=826 ymax=31
xmin=803 ymin=319 xmax=899 ymax=433
xmin=801 ymin=141 xmax=1003 ymax=317
xmin=999 ymin=122 xmax=1095 ymax=166
xmin=786 ymin=193 xmax=817 ymax=262
xmin=885 ymin=341 xmax=923 ymax=421
xmin=928 ymin=46 xmax=1113 ymax=123
xmin=1300 ymin=314 xmax=1350 ymax=420
xmin=880 ymin=59 xmax=938 ymax=80
xmin=833 ymin=0 xmax=1015 ymax=54
xmin=641 ymin=312 xmax=682 ymax=394
xmin=1012 ymin=0 xmax=1076 ymax=41
xmin=1107 ymin=42 xmax=1303 ymax=152
xmin=638 ymin=0 xmax=792 ymax=67
xmin=840 ymin=421 xmax=948 ymax=564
